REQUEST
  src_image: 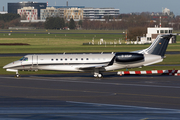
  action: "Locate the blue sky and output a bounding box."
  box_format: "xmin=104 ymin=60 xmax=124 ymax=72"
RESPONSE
xmin=2 ymin=0 xmax=180 ymax=15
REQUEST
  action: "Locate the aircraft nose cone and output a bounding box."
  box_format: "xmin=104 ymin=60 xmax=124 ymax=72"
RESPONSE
xmin=3 ymin=61 xmax=19 ymax=69
xmin=3 ymin=65 xmax=8 ymax=69
xmin=3 ymin=63 xmax=12 ymax=69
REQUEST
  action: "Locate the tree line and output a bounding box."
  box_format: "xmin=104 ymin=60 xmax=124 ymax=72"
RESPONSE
xmin=0 ymin=13 xmax=20 ymax=22
xmin=44 ymin=17 xmax=76 ymax=29
xmin=45 ymin=17 xmax=65 ymax=29
xmin=0 ymin=13 xmax=178 ymax=30
xmin=0 ymin=13 xmax=44 ymax=29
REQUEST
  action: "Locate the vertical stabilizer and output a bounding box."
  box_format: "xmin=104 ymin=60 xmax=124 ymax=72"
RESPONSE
xmin=139 ymin=34 xmax=174 ymax=56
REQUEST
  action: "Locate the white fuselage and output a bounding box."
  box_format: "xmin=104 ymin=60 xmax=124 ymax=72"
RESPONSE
xmin=3 ymin=53 xmax=163 ymax=73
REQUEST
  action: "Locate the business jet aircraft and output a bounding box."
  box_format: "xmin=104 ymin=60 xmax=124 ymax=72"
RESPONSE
xmin=3 ymin=34 xmax=174 ymax=78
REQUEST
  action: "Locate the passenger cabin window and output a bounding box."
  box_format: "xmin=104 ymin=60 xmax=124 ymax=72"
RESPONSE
xmin=51 ymin=59 xmax=54 ymax=61
xmin=56 ymin=59 xmax=58 ymax=61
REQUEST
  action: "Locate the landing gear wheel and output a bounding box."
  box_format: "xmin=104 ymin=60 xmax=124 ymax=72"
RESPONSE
xmin=15 ymin=74 xmax=20 ymax=78
xmin=94 ymin=74 xmax=103 ymax=78
xmin=98 ymin=74 xmax=102 ymax=78
xmin=94 ymin=74 xmax=98 ymax=78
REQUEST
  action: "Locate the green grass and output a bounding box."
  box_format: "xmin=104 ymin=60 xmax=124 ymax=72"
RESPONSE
xmin=0 ymin=43 xmax=180 ymax=54
xmin=0 ymin=45 xmax=149 ymax=53
xmin=0 ymin=32 xmax=124 ymax=39
xmin=1 ymin=33 xmax=180 ymax=54
xmin=158 ymin=54 xmax=180 ymax=64
xmin=5 ymin=29 xmax=125 ymax=34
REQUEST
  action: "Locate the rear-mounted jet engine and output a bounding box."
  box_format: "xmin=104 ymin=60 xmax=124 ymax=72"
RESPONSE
xmin=115 ymin=52 xmax=144 ymax=62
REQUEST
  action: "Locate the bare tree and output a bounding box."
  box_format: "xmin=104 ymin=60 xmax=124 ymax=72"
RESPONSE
xmin=128 ymin=27 xmax=147 ymax=41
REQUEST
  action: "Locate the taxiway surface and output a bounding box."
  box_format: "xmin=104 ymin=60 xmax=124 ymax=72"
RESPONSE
xmin=0 ymin=73 xmax=180 ymax=119
xmin=0 ymin=73 xmax=180 ymax=109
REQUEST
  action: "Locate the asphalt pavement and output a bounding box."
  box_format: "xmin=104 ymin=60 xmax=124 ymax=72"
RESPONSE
xmin=0 ymin=73 xmax=180 ymax=119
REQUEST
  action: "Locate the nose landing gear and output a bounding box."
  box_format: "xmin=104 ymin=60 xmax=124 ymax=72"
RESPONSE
xmin=15 ymin=70 xmax=20 ymax=78
xmin=6 ymin=69 xmax=20 ymax=78
xmin=15 ymin=74 xmax=20 ymax=78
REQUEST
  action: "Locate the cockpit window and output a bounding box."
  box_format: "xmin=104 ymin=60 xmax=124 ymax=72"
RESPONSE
xmin=19 ymin=57 xmax=28 ymax=61
xmin=24 ymin=57 xmax=28 ymax=61
xmin=19 ymin=57 xmax=24 ymax=61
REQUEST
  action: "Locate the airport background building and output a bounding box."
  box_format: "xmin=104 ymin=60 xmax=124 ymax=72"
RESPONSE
xmin=8 ymin=1 xmax=47 ymax=19
xmin=64 ymin=8 xmax=83 ymax=21
xmin=40 ymin=7 xmax=64 ymax=20
xmin=17 ymin=7 xmax=38 ymax=20
xmin=7 ymin=1 xmax=120 ymax=22
xmin=40 ymin=6 xmax=119 ymax=21
xmin=49 ymin=6 xmax=85 ymax=9
xmin=140 ymin=27 xmax=176 ymax=44
xmin=0 ymin=11 xmax=7 ymax=14
xmin=0 ymin=6 xmax=7 ymax=14
xmin=40 ymin=5 xmax=85 ymax=21
xmin=83 ymin=8 xmax=120 ymax=21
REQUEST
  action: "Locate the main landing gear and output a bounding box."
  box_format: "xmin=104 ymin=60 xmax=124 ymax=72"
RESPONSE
xmin=94 ymin=69 xmax=103 ymax=78
xmin=94 ymin=73 xmax=103 ymax=78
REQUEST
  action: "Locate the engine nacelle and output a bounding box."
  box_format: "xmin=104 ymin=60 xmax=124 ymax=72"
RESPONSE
xmin=115 ymin=52 xmax=144 ymax=62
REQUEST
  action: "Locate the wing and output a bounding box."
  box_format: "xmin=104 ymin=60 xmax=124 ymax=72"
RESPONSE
xmin=78 ymin=56 xmax=115 ymax=71
xmin=78 ymin=64 xmax=108 ymax=71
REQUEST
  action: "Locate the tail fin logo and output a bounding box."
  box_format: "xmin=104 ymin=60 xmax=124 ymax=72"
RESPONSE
xmin=159 ymin=43 xmax=161 ymax=45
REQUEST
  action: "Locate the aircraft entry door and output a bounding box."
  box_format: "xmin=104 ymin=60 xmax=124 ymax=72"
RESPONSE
xmin=32 ymin=55 xmax=38 ymax=69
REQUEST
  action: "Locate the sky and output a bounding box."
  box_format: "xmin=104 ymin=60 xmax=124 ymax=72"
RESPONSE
xmin=1 ymin=0 xmax=180 ymax=15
